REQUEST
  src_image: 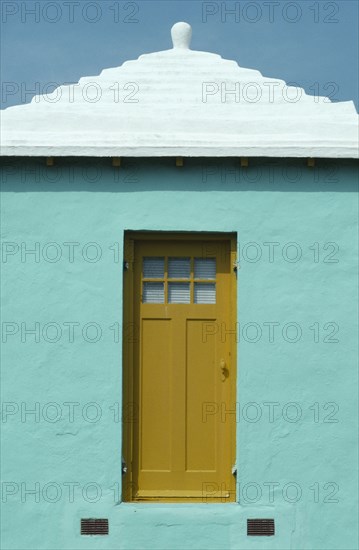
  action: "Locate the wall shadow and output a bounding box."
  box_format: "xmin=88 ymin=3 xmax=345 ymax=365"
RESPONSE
xmin=0 ymin=157 xmax=358 ymax=193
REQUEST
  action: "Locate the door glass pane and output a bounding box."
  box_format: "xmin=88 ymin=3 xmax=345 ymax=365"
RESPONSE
xmin=143 ymin=282 xmax=164 ymax=303
xmin=194 ymin=258 xmax=216 ymax=280
xmin=194 ymin=283 xmax=216 ymax=304
xmin=143 ymin=257 xmax=164 ymax=279
xmin=168 ymin=283 xmax=190 ymax=304
xmin=168 ymin=258 xmax=190 ymax=279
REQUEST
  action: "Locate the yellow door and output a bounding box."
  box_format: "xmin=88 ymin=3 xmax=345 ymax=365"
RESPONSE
xmin=123 ymin=234 xmax=236 ymax=502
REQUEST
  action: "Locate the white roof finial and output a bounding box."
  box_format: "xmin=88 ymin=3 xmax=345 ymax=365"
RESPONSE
xmin=171 ymin=22 xmax=192 ymax=49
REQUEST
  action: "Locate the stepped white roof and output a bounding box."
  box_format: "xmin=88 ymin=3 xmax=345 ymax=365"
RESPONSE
xmin=1 ymin=22 xmax=358 ymax=158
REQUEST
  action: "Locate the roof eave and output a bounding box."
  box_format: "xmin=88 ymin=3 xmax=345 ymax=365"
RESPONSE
xmin=1 ymin=145 xmax=358 ymax=159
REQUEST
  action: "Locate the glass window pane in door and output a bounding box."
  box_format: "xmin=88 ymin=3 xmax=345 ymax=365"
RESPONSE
xmin=168 ymin=283 xmax=190 ymax=304
xmin=143 ymin=257 xmax=164 ymax=279
xmin=194 ymin=283 xmax=216 ymax=304
xmin=168 ymin=258 xmax=190 ymax=279
xmin=194 ymin=258 xmax=216 ymax=280
xmin=143 ymin=282 xmax=164 ymax=303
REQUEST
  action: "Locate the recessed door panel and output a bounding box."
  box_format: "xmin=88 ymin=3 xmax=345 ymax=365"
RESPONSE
xmin=140 ymin=319 xmax=171 ymax=472
xmin=186 ymin=319 xmax=217 ymax=472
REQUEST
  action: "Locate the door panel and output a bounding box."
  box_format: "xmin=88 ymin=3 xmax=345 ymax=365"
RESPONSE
xmin=140 ymin=319 xmax=171 ymax=472
xmin=123 ymin=235 xmax=236 ymax=502
xmin=186 ymin=319 xmax=217 ymax=472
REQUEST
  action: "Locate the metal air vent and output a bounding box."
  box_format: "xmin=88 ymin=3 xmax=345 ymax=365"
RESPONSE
xmin=247 ymin=518 xmax=275 ymax=536
xmin=81 ymin=518 xmax=109 ymax=536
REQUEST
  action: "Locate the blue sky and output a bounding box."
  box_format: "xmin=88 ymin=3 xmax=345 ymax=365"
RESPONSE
xmin=1 ymin=0 xmax=358 ymax=109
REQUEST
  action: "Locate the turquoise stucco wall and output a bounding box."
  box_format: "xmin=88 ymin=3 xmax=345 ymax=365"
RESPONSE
xmin=1 ymin=158 xmax=358 ymax=550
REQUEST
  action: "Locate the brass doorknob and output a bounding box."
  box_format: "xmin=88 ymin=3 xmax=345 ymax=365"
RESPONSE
xmin=220 ymin=359 xmax=226 ymax=381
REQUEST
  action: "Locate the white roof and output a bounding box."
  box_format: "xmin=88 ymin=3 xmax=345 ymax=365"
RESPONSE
xmin=1 ymin=22 xmax=358 ymax=158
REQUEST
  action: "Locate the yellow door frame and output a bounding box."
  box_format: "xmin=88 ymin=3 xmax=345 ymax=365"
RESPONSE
xmin=122 ymin=231 xmax=237 ymax=503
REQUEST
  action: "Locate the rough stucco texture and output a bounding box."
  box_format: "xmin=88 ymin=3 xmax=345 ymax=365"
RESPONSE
xmin=1 ymin=158 xmax=358 ymax=550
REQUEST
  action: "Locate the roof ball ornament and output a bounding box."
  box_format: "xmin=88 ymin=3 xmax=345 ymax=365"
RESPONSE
xmin=171 ymin=22 xmax=192 ymax=50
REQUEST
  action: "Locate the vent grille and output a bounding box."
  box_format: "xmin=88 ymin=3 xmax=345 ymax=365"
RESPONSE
xmin=81 ymin=518 xmax=109 ymax=536
xmin=247 ymin=518 xmax=275 ymax=536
